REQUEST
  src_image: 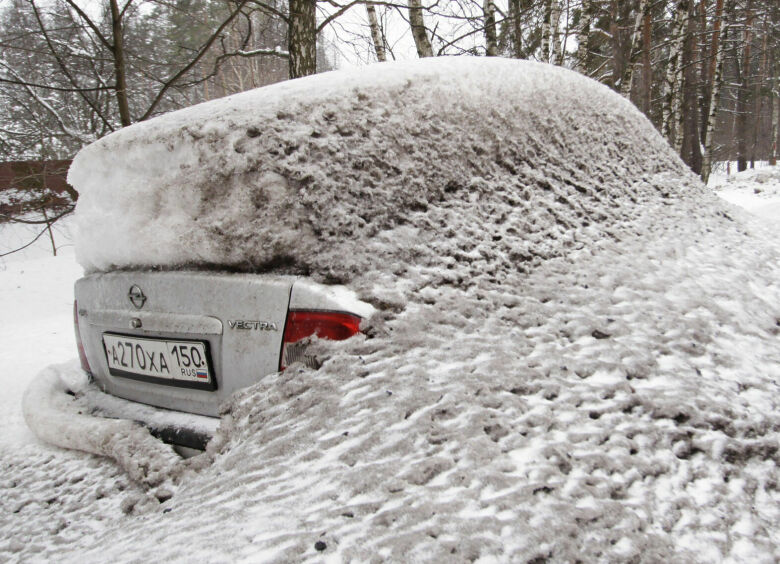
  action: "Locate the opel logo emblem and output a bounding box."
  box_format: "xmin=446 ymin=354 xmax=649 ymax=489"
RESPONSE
xmin=128 ymin=285 xmax=147 ymax=309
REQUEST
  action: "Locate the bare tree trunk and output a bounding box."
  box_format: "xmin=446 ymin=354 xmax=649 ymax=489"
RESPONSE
xmin=550 ymin=0 xmax=561 ymax=64
xmin=772 ymin=88 xmax=779 ymax=166
xmin=700 ymin=0 xmax=722 ymax=144
xmin=408 ymin=0 xmax=433 ymax=57
xmin=289 ymin=0 xmax=317 ymax=78
xmin=772 ymin=2 xmax=780 ymax=165
xmin=672 ymin=3 xmax=691 ymax=156
xmin=696 ymin=0 xmax=707 ymax=142
xmin=109 ymin=0 xmax=131 ymax=126
xmin=751 ymin=12 xmax=769 ymax=167
xmin=576 ymin=0 xmax=592 ymax=71
xmin=484 ymin=0 xmax=498 ymax=56
xmin=681 ymin=1 xmax=702 ymax=173
xmin=608 ymin=0 xmax=621 ymax=89
xmin=366 ymin=3 xmax=386 ymax=62
xmin=736 ymin=2 xmax=753 ymax=172
xmin=621 ymin=0 xmax=650 ymax=98
xmin=517 ymin=0 xmax=527 ymax=58
xmin=772 ymin=57 xmax=779 ymax=166
xmin=641 ymin=6 xmax=652 ymax=114
xmin=541 ymin=0 xmax=552 ymax=63
xmin=662 ymin=0 xmax=689 ymax=148
xmin=702 ymin=24 xmax=727 ymax=183
xmin=502 ymin=0 xmax=524 ymax=58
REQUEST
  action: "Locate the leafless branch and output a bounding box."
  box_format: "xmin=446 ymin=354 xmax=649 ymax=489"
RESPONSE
xmin=138 ymin=0 xmax=250 ymax=121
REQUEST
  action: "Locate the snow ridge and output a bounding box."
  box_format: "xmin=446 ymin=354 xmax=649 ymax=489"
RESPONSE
xmin=23 ymin=365 xmax=181 ymax=488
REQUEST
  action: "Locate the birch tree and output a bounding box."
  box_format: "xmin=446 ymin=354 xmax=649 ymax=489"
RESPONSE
xmin=288 ymin=0 xmax=316 ymax=76
xmin=576 ymin=0 xmax=593 ymax=71
xmin=484 ymin=0 xmax=498 ymax=57
xmin=620 ymin=0 xmax=650 ymax=98
xmin=662 ymin=0 xmax=690 ymax=149
xmin=698 ymin=0 xmax=723 ymax=144
xmin=365 ymin=2 xmax=387 ymax=62
xmin=540 ymin=0 xmax=552 ymax=62
xmin=0 ymin=0 xmax=274 ymax=146
xmin=407 ymin=0 xmax=433 ymax=57
xmin=702 ymin=24 xmax=728 ymax=183
xmin=549 ymin=0 xmax=561 ymax=64
xmin=735 ymin=1 xmax=754 ymax=171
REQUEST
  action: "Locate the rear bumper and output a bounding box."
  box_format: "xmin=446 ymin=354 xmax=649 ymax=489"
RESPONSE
xmin=84 ymin=381 xmax=220 ymax=451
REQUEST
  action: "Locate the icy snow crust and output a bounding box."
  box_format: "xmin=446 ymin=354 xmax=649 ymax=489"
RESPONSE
xmin=37 ymin=60 xmax=780 ymax=562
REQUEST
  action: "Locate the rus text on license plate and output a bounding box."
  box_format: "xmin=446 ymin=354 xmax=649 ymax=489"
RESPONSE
xmin=102 ymin=333 xmax=216 ymax=390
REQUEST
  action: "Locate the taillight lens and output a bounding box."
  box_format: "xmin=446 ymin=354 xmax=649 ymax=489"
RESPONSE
xmin=280 ymin=310 xmax=361 ymax=370
xmin=73 ymin=301 xmax=92 ymax=375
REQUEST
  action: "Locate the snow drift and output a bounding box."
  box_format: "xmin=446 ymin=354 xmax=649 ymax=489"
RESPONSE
xmin=23 ymin=363 xmax=181 ymax=488
xmin=52 ymin=60 xmax=780 ymax=562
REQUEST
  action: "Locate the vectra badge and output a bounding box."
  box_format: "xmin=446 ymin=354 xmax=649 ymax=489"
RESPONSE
xmin=128 ymin=285 xmax=147 ymax=309
xmin=228 ymin=320 xmax=278 ymax=331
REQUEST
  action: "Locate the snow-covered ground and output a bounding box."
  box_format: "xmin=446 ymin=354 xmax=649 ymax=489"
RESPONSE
xmin=2 ymin=173 xmax=780 ymax=562
xmin=711 ymin=166 xmax=780 ymax=221
xmin=0 ymin=219 xmax=79 ymax=455
xmin=3 ymin=168 xmax=780 ymax=562
xmin=1 ymin=59 xmax=779 ymax=562
xmin=0 ymin=220 xmax=150 ymax=559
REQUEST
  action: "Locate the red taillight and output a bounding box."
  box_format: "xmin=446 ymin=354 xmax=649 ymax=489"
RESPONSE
xmin=279 ymin=310 xmax=361 ymax=370
xmin=73 ymin=301 xmax=92 ymax=375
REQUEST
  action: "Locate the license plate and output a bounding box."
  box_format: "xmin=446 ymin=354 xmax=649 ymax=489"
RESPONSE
xmin=102 ymin=333 xmax=216 ymax=390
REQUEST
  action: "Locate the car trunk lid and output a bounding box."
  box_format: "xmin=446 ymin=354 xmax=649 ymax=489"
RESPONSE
xmin=75 ymin=271 xmax=292 ymax=416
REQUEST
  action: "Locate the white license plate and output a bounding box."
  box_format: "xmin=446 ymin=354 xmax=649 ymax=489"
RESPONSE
xmin=103 ymin=334 xmax=215 ymax=390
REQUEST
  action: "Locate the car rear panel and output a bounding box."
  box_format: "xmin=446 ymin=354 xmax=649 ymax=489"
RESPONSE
xmin=75 ymin=271 xmax=293 ymax=416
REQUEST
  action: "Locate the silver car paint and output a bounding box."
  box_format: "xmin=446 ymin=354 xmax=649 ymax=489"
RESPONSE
xmin=75 ymin=271 xmax=371 ymax=417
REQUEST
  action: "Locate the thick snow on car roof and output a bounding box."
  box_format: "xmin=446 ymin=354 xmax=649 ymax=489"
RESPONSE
xmin=62 ymin=60 xmax=780 ymax=562
xmin=72 ymin=57 xmax=695 ymax=280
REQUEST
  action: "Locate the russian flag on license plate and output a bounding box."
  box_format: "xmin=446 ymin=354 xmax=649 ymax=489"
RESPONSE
xmin=196 ymin=370 xmax=208 ymax=379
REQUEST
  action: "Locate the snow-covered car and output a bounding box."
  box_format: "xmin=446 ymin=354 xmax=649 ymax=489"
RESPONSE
xmin=63 ymin=56 xmax=701 ymax=452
